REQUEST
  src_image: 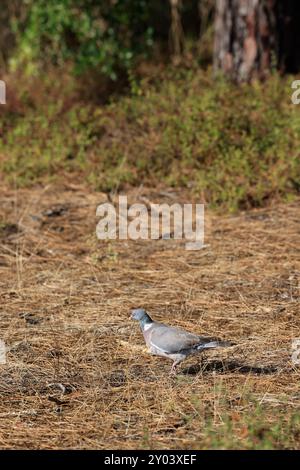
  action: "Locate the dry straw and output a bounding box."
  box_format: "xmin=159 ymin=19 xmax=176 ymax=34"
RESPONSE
xmin=0 ymin=185 xmax=299 ymax=449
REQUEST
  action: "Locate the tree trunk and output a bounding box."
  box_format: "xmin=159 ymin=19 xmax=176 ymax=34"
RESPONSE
xmin=214 ymin=0 xmax=300 ymax=81
xmin=213 ymin=0 xmax=276 ymax=82
xmin=169 ymin=0 xmax=185 ymax=59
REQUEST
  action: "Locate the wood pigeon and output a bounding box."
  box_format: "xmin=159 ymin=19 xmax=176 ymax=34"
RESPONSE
xmin=131 ymin=308 xmax=234 ymax=374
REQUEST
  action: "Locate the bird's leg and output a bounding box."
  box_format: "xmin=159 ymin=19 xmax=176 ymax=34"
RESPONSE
xmin=199 ymin=352 xmax=207 ymax=373
xmin=170 ymin=360 xmax=180 ymax=375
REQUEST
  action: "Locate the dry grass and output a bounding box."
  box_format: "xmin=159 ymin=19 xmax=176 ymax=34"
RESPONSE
xmin=0 ymin=184 xmax=299 ymax=449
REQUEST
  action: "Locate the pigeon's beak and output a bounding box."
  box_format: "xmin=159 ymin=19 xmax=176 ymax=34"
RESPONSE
xmin=131 ymin=310 xmax=139 ymax=320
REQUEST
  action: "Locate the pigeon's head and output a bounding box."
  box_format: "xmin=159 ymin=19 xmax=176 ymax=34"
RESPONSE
xmin=131 ymin=308 xmax=148 ymax=321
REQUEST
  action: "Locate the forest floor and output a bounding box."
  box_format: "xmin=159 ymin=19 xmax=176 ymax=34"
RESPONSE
xmin=0 ymin=184 xmax=299 ymax=449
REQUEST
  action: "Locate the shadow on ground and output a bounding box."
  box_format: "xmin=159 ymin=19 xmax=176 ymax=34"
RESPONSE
xmin=181 ymin=360 xmax=278 ymax=375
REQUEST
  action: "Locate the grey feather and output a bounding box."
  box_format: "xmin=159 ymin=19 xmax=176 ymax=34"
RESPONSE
xmin=131 ymin=308 xmax=234 ymax=374
xmin=148 ymin=323 xmax=219 ymax=354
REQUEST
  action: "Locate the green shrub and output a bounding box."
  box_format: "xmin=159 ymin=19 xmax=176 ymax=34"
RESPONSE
xmin=10 ymin=0 xmax=160 ymax=79
xmin=0 ymin=70 xmax=299 ymax=211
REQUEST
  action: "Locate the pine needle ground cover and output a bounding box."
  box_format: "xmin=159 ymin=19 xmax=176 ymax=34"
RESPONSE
xmin=0 ymin=186 xmax=299 ymax=449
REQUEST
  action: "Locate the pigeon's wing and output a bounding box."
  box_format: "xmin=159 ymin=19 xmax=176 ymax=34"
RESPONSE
xmin=149 ymin=323 xmax=206 ymax=354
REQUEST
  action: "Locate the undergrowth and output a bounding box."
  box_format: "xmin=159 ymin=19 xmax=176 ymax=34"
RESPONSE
xmin=0 ymin=68 xmax=299 ymax=211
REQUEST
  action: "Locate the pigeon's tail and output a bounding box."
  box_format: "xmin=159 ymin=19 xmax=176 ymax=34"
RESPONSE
xmin=197 ymin=340 xmax=234 ymax=351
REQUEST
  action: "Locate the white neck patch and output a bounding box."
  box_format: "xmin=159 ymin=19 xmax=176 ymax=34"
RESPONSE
xmin=143 ymin=323 xmax=152 ymax=332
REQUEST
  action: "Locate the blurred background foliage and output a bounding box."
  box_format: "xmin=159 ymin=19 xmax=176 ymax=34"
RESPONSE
xmin=0 ymin=1 xmax=299 ymax=211
xmin=2 ymin=0 xmax=212 ymax=79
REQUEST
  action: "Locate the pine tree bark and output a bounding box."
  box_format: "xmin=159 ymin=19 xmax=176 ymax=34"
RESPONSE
xmin=213 ymin=0 xmax=276 ymax=82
